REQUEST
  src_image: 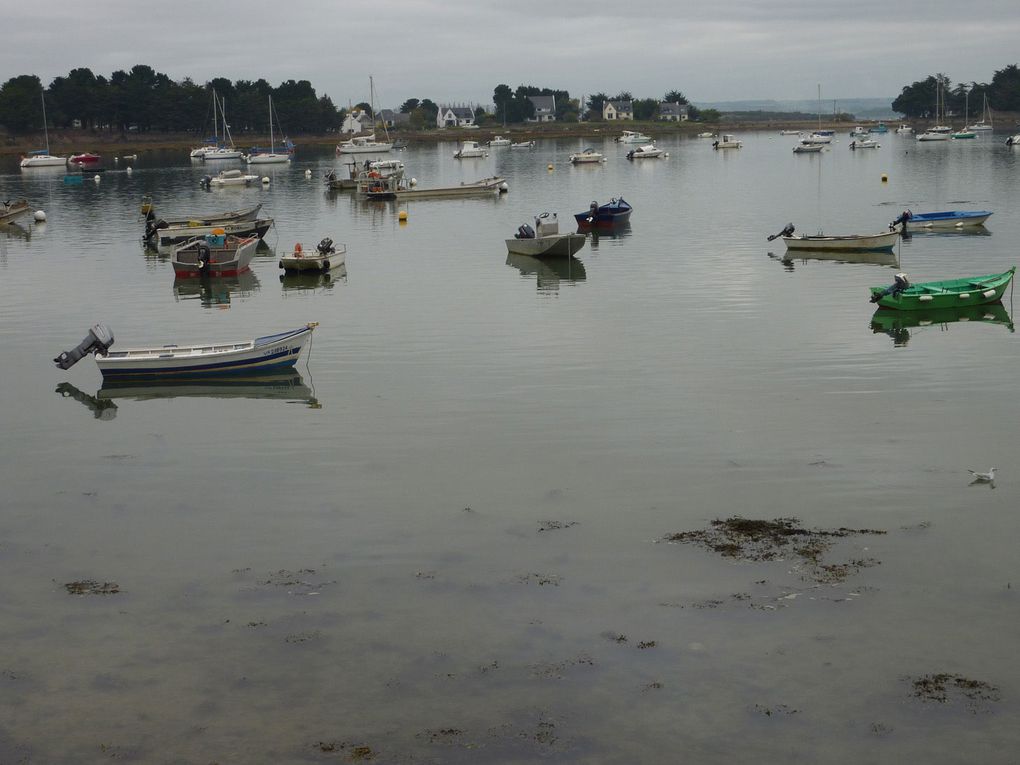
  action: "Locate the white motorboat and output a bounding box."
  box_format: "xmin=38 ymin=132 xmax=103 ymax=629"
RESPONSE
xmin=895 ymin=124 xmax=913 ymax=134
xmin=917 ymin=128 xmax=951 ymax=142
xmin=454 ymin=140 xmax=488 ymax=158
xmin=768 ymin=223 xmax=898 ymax=252
xmin=200 ymin=169 xmax=260 ymax=187
xmin=625 ymin=144 xmax=664 ymax=159
xmin=792 ymin=143 xmax=824 ymax=153
xmin=779 ymin=130 xmax=802 ymax=136
xmin=20 ymin=88 xmax=67 ymax=168
xmin=1005 ymin=135 xmax=1020 ymax=146
xmin=506 ymin=213 xmax=587 ymax=258
xmin=849 ymin=138 xmax=880 ymax=150
xmin=800 ymin=133 xmax=833 ymax=145
xmin=568 ymin=148 xmax=605 ymax=163
xmin=697 ymin=132 xmax=715 ymax=138
xmin=712 ymin=134 xmax=742 ymax=149
xmin=849 ymin=126 xmax=868 ymax=136
xmin=55 ymin=324 xmax=318 ymax=380
xmin=279 ymin=238 xmax=346 ymax=273
xmin=487 ymin=135 xmax=511 ymax=146
xmin=511 ymin=140 xmax=535 ymax=149
xmin=617 ymin=130 xmax=651 ymax=143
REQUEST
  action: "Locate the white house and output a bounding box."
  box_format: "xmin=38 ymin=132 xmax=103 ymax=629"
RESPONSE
xmin=341 ymin=111 xmax=366 ymax=133
xmin=437 ymin=105 xmax=475 ymax=128
xmin=603 ymin=100 xmax=634 ymax=120
xmin=658 ymin=102 xmax=689 ymax=121
xmin=527 ymin=95 xmax=556 ymax=122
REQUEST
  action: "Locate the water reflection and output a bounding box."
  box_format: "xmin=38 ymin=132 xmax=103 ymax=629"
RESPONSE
xmin=900 ymin=227 xmax=992 ymax=239
xmin=506 ymin=252 xmax=586 ymax=292
xmin=173 ymin=270 xmax=260 ymax=308
xmin=769 ymin=248 xmax=898 ymax=270
xmin=0 ymin=222 xmax=33 ymax=241
xmin=870 ymin=302 xmax=1014 ymax=346
xmin=587 ymin=221 xmax=632 ymax=250
xmin=56 ymin=371 xmax=320 ymax=418
xmin=280 ymin=263 xmax=347 ymax=292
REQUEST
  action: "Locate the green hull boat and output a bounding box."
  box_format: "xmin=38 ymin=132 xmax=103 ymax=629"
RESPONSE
xmin=869 ymin=267 xmax=1015 ymax=310
xmin=871 ymin=303 xmax=1014 ymax=333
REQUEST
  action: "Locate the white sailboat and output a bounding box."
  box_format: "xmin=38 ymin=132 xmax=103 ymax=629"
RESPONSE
xmin=966 ymin=93 xmax=993 ymax=132
xmin=20 ymin=88 xmax=67 ymax=168
xmin=203 ymin=95 xmax=245 ymax=160
xmin=246 ymin=95 xmax=292 ymax=164
xmin=917 ymin=78 xmax=951 ymax=141
xmin=800 ymin=84 xmax=831 ymax=145
xmin=336 ymin=76 xmax=392 ymax=154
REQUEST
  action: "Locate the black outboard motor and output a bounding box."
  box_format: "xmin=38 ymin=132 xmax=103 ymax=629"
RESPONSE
xmin=54 ymin=324 xmax=115 ymax=370
xmin=143 ymin=217 xmax=169 ymax=244
xmin=197 ymin=243 xmax=212 ymax=271
xmin=200 ymin=175 xmax=213 ymax=189
xmin=317 ymin=237 xmax=335 ymax=255
xmin=767 ymin=223 xmax=795 ymax=241
xmin=585 ymin=201 xmax=599 ymax=223
xmin=870 ymin=272 xmax=910 ymax=303
xmin=890 ymin=210 xmax=912 ymax=230
xmin=515 ymin=224 xmax=535 ymax=239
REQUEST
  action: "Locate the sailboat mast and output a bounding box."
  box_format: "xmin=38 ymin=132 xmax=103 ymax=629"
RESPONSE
xmin=269 ymin=95 xmax=275 ymax=153
xmin=41 ymin=88 xmax=50 ymax=153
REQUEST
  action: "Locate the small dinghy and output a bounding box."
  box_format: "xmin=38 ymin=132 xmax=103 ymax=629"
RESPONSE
xmin=505 ymin=213 xmax=586 ymax=258
xmin=279 ymin=237 xmax=347 ymax=272
xmin=889 ymin=209 xmax=993 ymax=232
xmin=574 ymin=197 xmax=632 ymax=228
xmin=1 ymin=198 xmax=31 ymax=226
xmin=54 ymin=323 xmax=318 ymax=380
xmin=869 ymin=268 xmax=1015 ymax=310
xmin=767 ymin=223 xmax=898 ymax=252
xmin=171 ymin=232 xmax=258 ymax=277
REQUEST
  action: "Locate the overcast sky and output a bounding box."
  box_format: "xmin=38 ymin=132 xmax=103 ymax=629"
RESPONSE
xmin=5 ymin=1 xmax=1018 ymax=108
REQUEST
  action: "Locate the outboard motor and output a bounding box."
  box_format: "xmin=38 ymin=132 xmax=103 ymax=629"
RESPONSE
xmin=767 ymin=223 xmax=795 ymax=241
xmin=585 ymin=201 xmax=599 ymax=223
xmin=54 ymin=324 xmax=115 ymax=370
xmin=890 ymin=210 xmax=912 ymax=230
xmin=870 ymin=273 xmax=910 ymax=303
xmin=199 ymin=175 xmax=213 ymax=189
xmin=143 ymin=217 xmax=168 ymax=244
xmin=317 ymin=237 xmax=335 ymax=255
xmin=196 ymin=243 xmax=212 ymax=271
xmin=515 ymin=223 xmax=535 ymax=239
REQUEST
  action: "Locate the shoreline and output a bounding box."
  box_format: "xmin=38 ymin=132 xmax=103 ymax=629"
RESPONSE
xmin=1 ymin=120 xmax=922 ymax=157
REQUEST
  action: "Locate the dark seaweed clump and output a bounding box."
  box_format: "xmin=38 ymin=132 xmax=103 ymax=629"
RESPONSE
xmin=663 ymin=517 xmax=885 ymax=583
xmin=64 ymin=580 xmax=120 ymax=595
xmin=911 ymin=674 xmax=1000 ymax=706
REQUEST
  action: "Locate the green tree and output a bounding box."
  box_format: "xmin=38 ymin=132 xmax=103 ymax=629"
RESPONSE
xmin=585 ymin=93 xmax=609 ymax=120
xmin=664 ymin=90 xmax=689 ymax=105
xmin=0 ymin=74 xmax=43 ymax=133
xmin=988 ymin=63 xmax=1020 ymax=111
xmin=633 ymin=98 xmax=658 ymax=120
xmin=400 ymin=98 xmax=420 ymax=113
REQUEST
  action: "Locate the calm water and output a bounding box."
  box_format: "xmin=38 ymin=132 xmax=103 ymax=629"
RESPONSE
xmin=2 ymin=132 xmax=1019 ymax=763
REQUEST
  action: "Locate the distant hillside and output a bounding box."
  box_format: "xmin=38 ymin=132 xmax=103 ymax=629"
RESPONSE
xmin=694 ymin=98 xmax=900 ymax=120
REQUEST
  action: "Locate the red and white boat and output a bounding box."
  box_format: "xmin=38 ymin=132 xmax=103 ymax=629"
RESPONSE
xmin=68 ymin=153 xmax=102 ymax=168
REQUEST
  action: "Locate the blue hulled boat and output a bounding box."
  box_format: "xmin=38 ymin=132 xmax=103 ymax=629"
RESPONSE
xmin=575 ymin=197 xmax=633 ymax=228
xmin=890 ymin=209 xmax=992 ymax=232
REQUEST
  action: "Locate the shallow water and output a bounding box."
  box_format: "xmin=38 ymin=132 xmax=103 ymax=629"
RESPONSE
xmin=1 ymin=131 xmax=1019 ymax=763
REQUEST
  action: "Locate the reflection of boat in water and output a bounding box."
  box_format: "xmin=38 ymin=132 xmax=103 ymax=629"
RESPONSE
xmin=506 ymin=252 xmax=586 ymax=292
xmin=56 ymin=372 xmax=320 ymax=417
xmin=773 ymin=248 xmax=898 ymax=267
xmin=173 ymin=270 xmax=260 ymax=307
xmin=870 ymin=303 xmax=1014 ymax=345
xmin=587 ymin=220 xmax=632 ymax=249
xmin=280 ymin=263 xmax=347 ymax=291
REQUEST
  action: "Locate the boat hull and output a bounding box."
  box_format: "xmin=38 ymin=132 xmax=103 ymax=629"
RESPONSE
xmin=783 ymin=231 xmax=898 ymax=252
xmin=505 ymin=233 xmax=587 ymax=258
xmin=246 ymin=153 xmax=291 ymax=164
xmin=369 ymin=177 xmax=505 ymax=200
xmin=1 ymin=199 xmax=31 ymax=225
xmin=156 ymin=218 xmax=274 ymax=248
xmin=20 ymin=154 xmax=66 ymax=167
xmin=870 ymin=268 xmax=1016 ymax=310
xmin=95 ymin=325 xmax=316 ymax=380
xmin=899 ymin=211 xmax=992 ymax=231
xmin=171 ymin=236 xmax=258 ymax=277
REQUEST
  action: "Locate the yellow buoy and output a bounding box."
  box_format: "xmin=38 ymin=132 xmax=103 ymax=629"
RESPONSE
xmin=881 ymin=173 xmax=888 ymax=182
xmin=398 ymin=210 xmax=408 ymax=221
xmin=547 ymin=163 xmax=554 ymax=171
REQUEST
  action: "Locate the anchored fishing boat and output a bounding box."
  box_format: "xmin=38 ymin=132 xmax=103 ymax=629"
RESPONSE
xmin=171 ymin=233 xmax=258 ymax=277
xmin=568 ymin=148 xmax=605 ymax=164
xmin=149 ymin=217 xmax=274 ymax=248
xmin=55 ymin=323 xmax=318 ymax=380
xmin=869 ymin=267 xmax=1015 ymax=310
xmin=768 ymin=223 xmax=899 ymax=252
xmin=574 ymin=197 xmax=632 ymax=228
xmin=890 ymin=210 xmax=993 ymax=232
xmin=506 ymin=213 xmax=587 ymax=258
xmin=626 ymin=144 xmax=664 ymax=159
xmin=279 ymin=238 xmax=346 ymax=272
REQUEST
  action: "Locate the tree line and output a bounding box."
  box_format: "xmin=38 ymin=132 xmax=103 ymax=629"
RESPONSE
xmin=0 ymin=65 xmax=343 ymax=135
xmin=892 ymin=64 xmax=1020 ymax=118
xmin=490 ymin=85 xmax=714 ymax=123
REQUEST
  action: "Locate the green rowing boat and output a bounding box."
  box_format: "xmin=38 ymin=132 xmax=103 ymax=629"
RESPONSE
xmin=869 ymin=267 xmax=1015 ymax=310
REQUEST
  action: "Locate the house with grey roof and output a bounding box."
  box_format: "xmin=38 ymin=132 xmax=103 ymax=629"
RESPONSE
xmin=527 ymin=95 xmax=556 ymax=122
xmin=658 ymin=102 xmax=689 ymax=121
xmin=437 ymin=105 xmax=476 ymax=128
xmin=379 ymin=109 xmax=411 ymax=128
xmin=603 ymin=100 xmax=633 ymax=120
